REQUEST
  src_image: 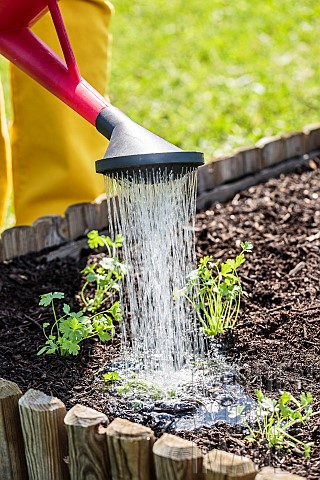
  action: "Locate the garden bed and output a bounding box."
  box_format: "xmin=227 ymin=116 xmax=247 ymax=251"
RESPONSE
xmin=1 ymin=161 xmax=319 ymax=478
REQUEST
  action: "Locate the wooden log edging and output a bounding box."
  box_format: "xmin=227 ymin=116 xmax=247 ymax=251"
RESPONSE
xmin=19 ymin=388 xmax=69 ymax=480
xmin=203 ymin=449 xmax=256 ymax=480
xmin=196 ymin=149 xmax=320 ymax=211
xmin=255 ymin=467 xmax=305 ymax=480
xmin=197 ymin=123 xmax=320 ymax=196
xmin=0 ymin=123 xmax=319 ymax=262
xmin=106 ymin=417 xmax=155 ymax=480
xmin=0 ymin=199 xmax=108 ymax=262
xmin=0 ymin=378 xmax=28 ymax=480
xmin=65 ymin=404 xmax=110 ymax=480
xmin=0 ymin=378 xmax=307 ymax=480
xmin=153 ymin=433 xmax=203 ymax=480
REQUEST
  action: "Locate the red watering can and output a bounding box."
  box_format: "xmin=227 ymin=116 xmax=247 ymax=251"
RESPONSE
xmin=0 ymin=0 xmax=203 ymax=178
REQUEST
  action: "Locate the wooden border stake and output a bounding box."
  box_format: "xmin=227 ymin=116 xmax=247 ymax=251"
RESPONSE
xmin=0 ymin=378 xmax=28 ymax=480
xmin=64 ymin=404 xmax=110 ymax=480
xmin=255 ymin=467 xmax=305 ymax=479
xmin=106 ymin=417 xmax=155 ymax=480
xmin=203 ymin=449 xmax=256 ymax=479
xmin=19 ymin=389 xmax=69 ymax=480
xmin=153 ymin=433 xmax=203 ymax=480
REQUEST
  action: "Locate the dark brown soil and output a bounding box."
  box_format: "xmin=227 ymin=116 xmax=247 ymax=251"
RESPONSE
xmin=1 ymin=161 xmax=319 ymax=478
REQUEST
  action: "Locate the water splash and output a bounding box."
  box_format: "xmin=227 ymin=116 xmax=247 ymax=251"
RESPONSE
xmin=99 ymin=347 xmax=255 ymax=432
xmin=105 ymin=167 xmax=202 ymax=375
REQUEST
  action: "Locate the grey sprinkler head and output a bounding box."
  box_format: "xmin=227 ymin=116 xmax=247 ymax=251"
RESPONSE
xmin=95 ymin=106 xmax=204 ymax=179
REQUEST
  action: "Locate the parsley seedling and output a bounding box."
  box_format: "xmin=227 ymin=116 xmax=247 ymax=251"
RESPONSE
xmin=177 ymin=242 xmax=252 ymax=336
xmin=244 ymin=390 xmax=320 ymax=458
xmin=81 ymin=231 xmax=126 ymax=313
xmin=38 ymin=292 xmax=121 ymax=356
xmin=103 ymin=371 xmax=120 ymax=385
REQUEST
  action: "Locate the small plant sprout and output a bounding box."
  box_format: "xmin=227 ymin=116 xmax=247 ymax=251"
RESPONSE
xmin=87 ymin=230 xmax=124 ymax=256
xmin=103 ymin=371 xmax=119 ymax=386
xmin=244 ymin=390 xmax=320 ymax=458
xmin=107 ymin=373 xmax=176 ymax=401
xmin=38 ymin=292 xmax=121 ymax=356
xmin=81 ymin=231 xmax=126 ymax=313
xmin=177 ymin=241 xmax=253 ymax=336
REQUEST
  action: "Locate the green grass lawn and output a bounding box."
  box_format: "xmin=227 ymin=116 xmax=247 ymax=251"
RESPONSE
xmin=109 ymin=0 xmax=320 ymax=157
xmin=0 ymin=0 xmax=319 ymax=229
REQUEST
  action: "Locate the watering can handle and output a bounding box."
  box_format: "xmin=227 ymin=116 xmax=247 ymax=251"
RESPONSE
xmin=48 ymin=0 xmax=81 ymax=83
xmin=0 ymin=0 xmax=111 ymax=133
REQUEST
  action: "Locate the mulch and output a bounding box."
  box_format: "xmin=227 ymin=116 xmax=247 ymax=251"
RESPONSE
xmin=0 ymin=161 xmax=319 ymax=478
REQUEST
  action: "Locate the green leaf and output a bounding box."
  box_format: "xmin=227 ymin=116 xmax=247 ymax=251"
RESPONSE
xmin=87 ymin=230 xmax=105 ymax=249
xmin=109 ymin=302 xmax=122 ymax=322
xmin=99 ymin=257 xmax=115 ymax=270
xmin=279 ymin=404 xmax=292 ymax=418
xmin=39 ymin=292 xmax=64 ymax=306
xmin=46 ymin=348 xmax=58 ymax=355
xmin=103 ymin=371 xmax=119 ymax=383
xmin=114 ymin=233 xmax=124 ymax=247
xmin=59 ymin=320 xmax=71 ymax=335
xmin=292 ymin=411 xmax=303 ymax=421
xmin=300 ymin=392 xmax=313 ymax=406
xmin=255 ymin=389 xmax=264 ymax=402
xmin=241 ymin=241 xmax=253 ymax=253
xmin=42 ymin=322 xmax=50 ymax=329
xmin=86 ymin=272 xmax=97 ymax=283
xmin=221 ymin=263 xmax=233 ymax=276
xmin=59 ymin=316 xmax=86 ymax=341
xmin=280 ymin=391 xmax=292 ymax=405
xmin=224 ymin=273 xmax=238 ymax=284
xmin=63 ymin=304 xmax=70 ymax=315
xmin=225 ymin=258 xmax=236 ymax=270
xmin=71 ymin=317 xmax=80 ymax=330
xmin=304 ymin=442 xmax=314 ymax=458
xmin=60 ymin=339 xmax=80 ymax=356
xmin=98 ymin=331 xmax=111 ymax=342
xmin=44 ymin=340 xmax=58 ymax=354
xmin=37 ymin=346 xmax=48 ymax=356
xmin=105 ymin=236 xmax=114 ymax=247
xmin=234 ymin=253 xmax=245 ymax=269
xmin=74 ymin=311 xmax=87 ymax=321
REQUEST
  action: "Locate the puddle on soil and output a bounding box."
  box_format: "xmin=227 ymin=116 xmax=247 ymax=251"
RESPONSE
xmin=97 ymin=343 xmax=255 ymax=432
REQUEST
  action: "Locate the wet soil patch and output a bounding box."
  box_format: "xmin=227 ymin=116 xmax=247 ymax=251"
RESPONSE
xmin=1 ymin=161 xmax=319 ymax=478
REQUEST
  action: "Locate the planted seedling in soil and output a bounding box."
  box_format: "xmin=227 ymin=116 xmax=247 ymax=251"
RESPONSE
xmin=104 ymin=371 xmax=176 ymax=401
xmin=81 ymin=230 xmax=126 ymax=313
xmin=38 ymin=292 xmax=121 ymax=356
xmin=177 ymin=241 xmax=252 ymax=336
xmin=103 ymin=371 xmax=120 ymax=386
xmin=243 ymin=389 xmax=320 ymax=458
xmin=37 ymin=231 xmax=125 ymax=356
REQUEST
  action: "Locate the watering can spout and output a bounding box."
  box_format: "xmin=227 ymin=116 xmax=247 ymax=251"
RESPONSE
xmin=95 ymin=106 xmax=203 ymax=178
xmin=0 ymin=0 xmax=204 ymax=177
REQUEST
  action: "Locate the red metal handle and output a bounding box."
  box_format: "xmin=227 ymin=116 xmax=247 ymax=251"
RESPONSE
xmin=48 ymin=0 xmax=81 ymax=82
xmin=0 ymin=0 xmax=110 ymax=126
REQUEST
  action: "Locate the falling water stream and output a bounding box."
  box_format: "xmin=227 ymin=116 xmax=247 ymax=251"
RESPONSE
xmin=101 ymin=167 xmax=254 ymax=430
xmin=106 ymin=168 xmax=201 ymax=374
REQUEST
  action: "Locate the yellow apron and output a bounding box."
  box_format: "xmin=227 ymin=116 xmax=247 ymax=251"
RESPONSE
xmin=0 ymin=77 xmax=11 ymax=228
